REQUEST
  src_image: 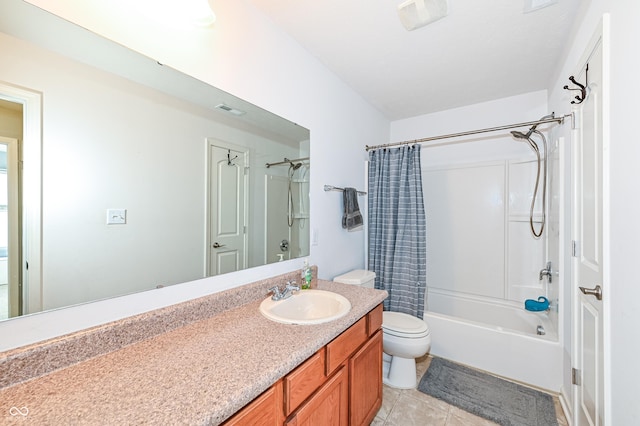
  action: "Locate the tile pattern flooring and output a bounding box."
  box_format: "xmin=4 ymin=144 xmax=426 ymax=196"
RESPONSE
xmin=372 ymin=355 xmax=569 ymax=426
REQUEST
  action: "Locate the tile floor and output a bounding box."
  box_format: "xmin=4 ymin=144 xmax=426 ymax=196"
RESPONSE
xmin=371 ymin=355 xmax=569 ymax=426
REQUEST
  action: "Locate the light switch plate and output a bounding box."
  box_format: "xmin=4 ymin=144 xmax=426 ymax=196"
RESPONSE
xmin=106 ymin=208 xmax=127 ymax=224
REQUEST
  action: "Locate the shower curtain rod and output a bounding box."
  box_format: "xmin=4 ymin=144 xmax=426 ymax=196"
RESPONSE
xmin=365 ymin=113 xmax=573 ymax=152
xmin=265 ymin=156 xmax=310 ymax=168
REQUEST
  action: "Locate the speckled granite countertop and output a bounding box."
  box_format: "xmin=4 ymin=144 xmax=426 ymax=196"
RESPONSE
xmin=0 ymin=277 xmax=387 ymax=425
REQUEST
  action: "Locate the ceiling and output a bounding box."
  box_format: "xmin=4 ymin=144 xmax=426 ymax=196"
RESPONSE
xmin=247 ymin=0 xmax=582 ymax=121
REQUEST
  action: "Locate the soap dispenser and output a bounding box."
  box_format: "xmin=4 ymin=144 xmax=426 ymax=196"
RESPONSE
xmin=301 ymin=259 xmax=312 ymax=289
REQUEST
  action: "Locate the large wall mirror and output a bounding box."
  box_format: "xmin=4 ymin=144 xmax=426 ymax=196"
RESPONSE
xmin=0 ymin=1 xmax=310 ymax=322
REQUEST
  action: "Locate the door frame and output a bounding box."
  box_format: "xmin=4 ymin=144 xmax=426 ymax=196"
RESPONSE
xmin=205 ymin=138 xmax=249 ymax=277
xmin=0 ymin=82 xmax=42 ymax=315
xmin=0 ymin=136 xmax=20 ymax=317
xmin=570 ymin=14 xmax=610 ymax=426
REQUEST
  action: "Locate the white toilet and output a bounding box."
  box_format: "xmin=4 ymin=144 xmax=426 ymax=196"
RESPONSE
xmin=333 ymin=269 xmax=431 ymax=389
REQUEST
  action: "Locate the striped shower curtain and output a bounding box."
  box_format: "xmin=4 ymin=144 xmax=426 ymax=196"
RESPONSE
xmin=368 ymin=145 xmax=427 ymax=319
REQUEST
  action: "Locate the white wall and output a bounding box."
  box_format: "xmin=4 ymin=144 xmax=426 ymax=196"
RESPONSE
xmin=606 ymin=4 xmax=640 ymax=422
xmin=0 ymin=0 xmax=387 ymax=350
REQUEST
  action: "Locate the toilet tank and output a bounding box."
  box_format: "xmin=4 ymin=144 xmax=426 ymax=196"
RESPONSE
xmin=333 ymin=269 xmax=376 ymax=288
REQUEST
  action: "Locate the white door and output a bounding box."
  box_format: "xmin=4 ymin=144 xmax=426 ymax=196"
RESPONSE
xmin=207 ymin=140 xmax=248 ymax=276
xmin=572 ymin=26 xmax=606 ymax=426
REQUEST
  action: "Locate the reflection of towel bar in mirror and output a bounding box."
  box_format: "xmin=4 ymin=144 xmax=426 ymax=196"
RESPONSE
xmin=265 ymin=157 xmax=310 ymax=168
xmin=324 ymin=185 xmax=367 ymax=195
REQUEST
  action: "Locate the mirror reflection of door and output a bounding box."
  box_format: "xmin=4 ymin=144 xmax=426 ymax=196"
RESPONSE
xmin=0 ymin=136 xmax=20 ymax=320
xmin=206 ymin=140 xmax=248 ymax=276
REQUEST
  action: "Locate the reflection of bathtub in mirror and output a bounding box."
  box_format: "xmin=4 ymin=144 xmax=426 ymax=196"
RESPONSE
xmin=0 ymin=0 xmax=310 ymax=322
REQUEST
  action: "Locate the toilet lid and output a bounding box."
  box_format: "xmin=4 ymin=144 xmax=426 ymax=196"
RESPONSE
xmin=382 ymin=311 xmax=430 ymax=337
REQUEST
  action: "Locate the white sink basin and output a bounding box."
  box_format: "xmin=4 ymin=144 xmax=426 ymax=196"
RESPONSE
xmin=259 ymin=289 xmax=351 ymax=325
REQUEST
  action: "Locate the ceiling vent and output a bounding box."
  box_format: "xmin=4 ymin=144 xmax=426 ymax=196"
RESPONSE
xmin=523 ymin=0 xmax=558 ymax=13
xmin=215 ymin=103 xmax=246 ymax=116
xmin=397 ymin=0 xmax=448 ymax=31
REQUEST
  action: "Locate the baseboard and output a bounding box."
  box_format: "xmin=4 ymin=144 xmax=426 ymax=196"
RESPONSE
xmin=559 ymin=386 xmax=573 ymax=426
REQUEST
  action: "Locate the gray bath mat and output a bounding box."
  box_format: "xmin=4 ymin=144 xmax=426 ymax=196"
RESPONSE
xmin=418 ymin=357 xmax=558 ymax=426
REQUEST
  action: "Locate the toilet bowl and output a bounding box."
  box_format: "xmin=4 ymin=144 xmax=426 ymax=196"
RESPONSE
xmin=333 ymin=269 xmax=431 ymax=389
xmin=381 ymin=311 xmax=431 ymax=389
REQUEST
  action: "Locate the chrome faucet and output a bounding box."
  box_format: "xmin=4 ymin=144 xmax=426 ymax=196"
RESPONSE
xmin=539 ymin=261 xmax=553 ymax=283
xmin=268 ymin=280 xmax=301 ymax=301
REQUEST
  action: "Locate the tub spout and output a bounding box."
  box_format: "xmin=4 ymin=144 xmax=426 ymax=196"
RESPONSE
xmin=539 ymin=261 xmax=552 ymax=283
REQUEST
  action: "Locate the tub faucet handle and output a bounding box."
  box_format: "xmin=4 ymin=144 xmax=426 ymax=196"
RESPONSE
xmin=539 ymin=261 xmax=553 ymax=283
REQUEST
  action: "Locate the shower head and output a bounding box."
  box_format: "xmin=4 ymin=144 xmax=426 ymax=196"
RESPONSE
xmin=511 ymin=130 xmax=540 ymax=155
xmin=289 ymin=162 xmax=303 ymax=170
xmin=510 ymin=130 xmax=529 ymax=140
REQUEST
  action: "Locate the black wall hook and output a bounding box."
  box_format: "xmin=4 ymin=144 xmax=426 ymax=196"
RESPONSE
xmin=227 ymin=149 xmax=238 ymax=166
xmin=563 ymin=64 xmax=588 ymax=105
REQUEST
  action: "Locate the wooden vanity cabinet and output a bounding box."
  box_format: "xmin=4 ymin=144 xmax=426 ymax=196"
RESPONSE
xmin=223 ymin=304 xmax=383 ymax=426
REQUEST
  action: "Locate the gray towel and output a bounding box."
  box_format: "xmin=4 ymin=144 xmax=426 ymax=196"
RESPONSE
xmin=342 ymin=187 xmax=363 ymax=231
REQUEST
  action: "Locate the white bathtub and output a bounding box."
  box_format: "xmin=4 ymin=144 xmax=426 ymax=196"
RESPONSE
xmin=424 ymin=290 xmax=562 ymax=391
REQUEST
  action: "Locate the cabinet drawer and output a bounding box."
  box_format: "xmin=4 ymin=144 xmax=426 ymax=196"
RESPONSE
xmin=325 ymin=317 xmax=367 ymax=375
xmin=367 ymin=304 xmax=383 ymax=336
xmin=284 ymin=348 xmax=326 ymax=415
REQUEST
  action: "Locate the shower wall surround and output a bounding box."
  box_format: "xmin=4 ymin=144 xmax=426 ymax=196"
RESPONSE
xmin=423 ymin=159 xmax=546 ymax=303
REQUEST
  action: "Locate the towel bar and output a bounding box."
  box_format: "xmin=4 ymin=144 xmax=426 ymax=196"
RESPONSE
xmin=324 ymin=185 xmax=367 ymax=195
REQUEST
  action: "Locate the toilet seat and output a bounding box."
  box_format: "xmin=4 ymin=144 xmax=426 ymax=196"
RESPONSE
xmin=382 ymin=311 xmax=430 ymax=338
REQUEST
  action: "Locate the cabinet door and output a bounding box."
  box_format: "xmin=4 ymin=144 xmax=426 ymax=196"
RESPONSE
xmin=349 ymin=330 xmax=383 ymax=426
xmin=223 ymin=381 xmax=283 ymax=426
xmin=284 ymin=348 xmax=326 ymax=415
xmin=285 ymin=366 xmax=348 ymax=426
